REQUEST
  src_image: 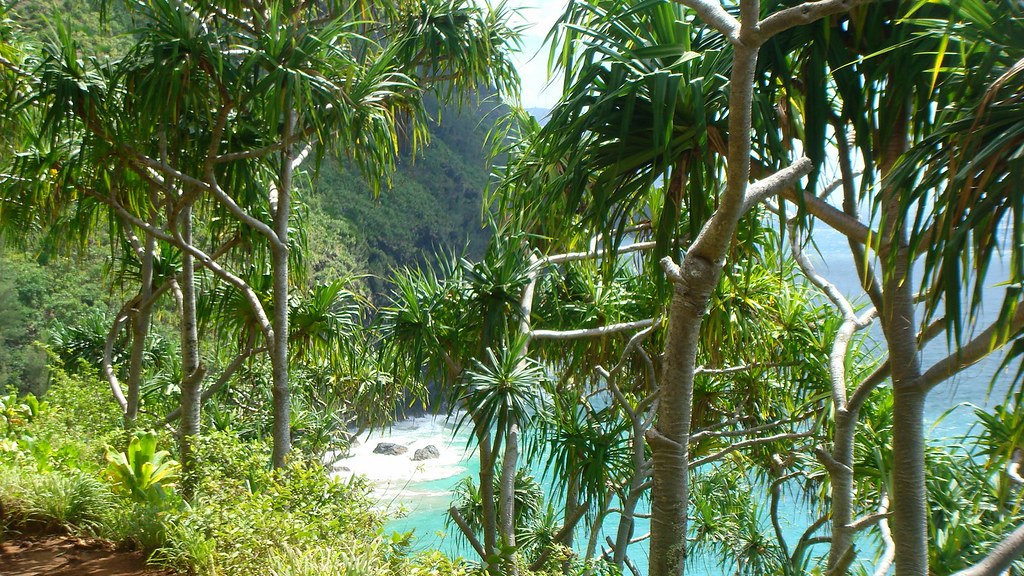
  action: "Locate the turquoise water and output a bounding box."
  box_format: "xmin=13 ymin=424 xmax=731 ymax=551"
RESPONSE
xmin=337 ymin=365 xmax=1006 ymax=575
xmin=333 ymin=228 xmax=1018 ymax=573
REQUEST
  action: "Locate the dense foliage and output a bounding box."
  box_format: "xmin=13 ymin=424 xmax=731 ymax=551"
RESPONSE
xmin=2 ymin=1 xmax=1024 ymax=576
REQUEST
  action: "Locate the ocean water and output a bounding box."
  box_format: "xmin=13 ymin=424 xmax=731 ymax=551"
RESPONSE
xmin=330 ymin=227 xmax=1019 ymax=573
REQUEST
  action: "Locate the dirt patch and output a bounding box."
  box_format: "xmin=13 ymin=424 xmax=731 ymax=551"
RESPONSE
xmin=0 ymin=535 xmax=175 ymax=576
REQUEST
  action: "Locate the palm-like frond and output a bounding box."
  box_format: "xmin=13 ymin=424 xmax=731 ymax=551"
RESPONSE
xmin=501 ymin=0 xmax=732 ymax=265
xmin=456 ymin=342 xmax=546 ymax=445
xmin=289 ymin=280 xmax=362 ymax=365
xmin=892 ymin=0 xmax=1024 ymax=342
xmin=534 ymin=390 xmax=632 ymax=516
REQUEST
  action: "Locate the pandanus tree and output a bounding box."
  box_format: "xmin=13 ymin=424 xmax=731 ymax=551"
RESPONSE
xmin=381 ymin=234 xmax=539 ymax=570
xmin=485 ymin=103 xmax=840 ymax=573
xmin=499 ymin=0 xmax=879 ymax=574
xmin=22 ymin=0 xmax=521 ymax=470
xmin=757 ymin=0 xmax=1024 ymax=573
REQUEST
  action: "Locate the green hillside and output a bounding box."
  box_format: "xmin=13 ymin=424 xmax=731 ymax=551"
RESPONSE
xmin=312 ymin=96 xmax=498 ymax=294
xmin=0 ymin=1 xmax=501 ymax=390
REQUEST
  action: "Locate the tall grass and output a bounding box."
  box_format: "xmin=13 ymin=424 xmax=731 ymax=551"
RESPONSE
xmin=0 ymin=468 xmax=112 ymax=533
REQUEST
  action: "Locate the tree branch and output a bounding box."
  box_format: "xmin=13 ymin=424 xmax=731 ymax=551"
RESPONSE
xmin=102 ymin=305 xmax=133 ymax=413
xmin=789 ymin=221 xmax=860 ymax=322
xmin=791 ymin=514 xmax=830 ymax=566
xmin=690 ymin=414 xmax=803 ymax=444
xmin=532 ymin=318 xmax=657 ymax=341
xmin=743 ymin=156 xmax=813 ymax=213
xmin=529 ymin=503 xmax=590 ymax=570
xmin=110 ymin=199 xmax=276 ymax=346
xmin=660 ymin=255 xmax=684 ymax=284
xmin=848 ymin=511 xmax=889 ymax=532
xmin=781 ymin=188 xmax=874 ymax=247
xmin=847 ymin=359 xmax=890 ymax=415
xmin=162 ymin=344 xmax=265 ymax=424
xmin=919 ymin=303 xmax=1024 ymax=393
xmin=694 ymin=362 xmax=782 ymax=376
xmin=872 ymin=494 xmax=895 ymax=576
xmin=952 ymin=521 xmax=1024 ymax=576
xmin=757 ymin=0 xmax=878 ymax=43
xmin=669 ymin=0 xmax=740 ymax=41
xmin=545 ymin=241 xmax=657 ymax=265
xmin=692 ymin=430 xmax=813 ymax=467
xmin=449 ymin=506 xmax=487 ymax=560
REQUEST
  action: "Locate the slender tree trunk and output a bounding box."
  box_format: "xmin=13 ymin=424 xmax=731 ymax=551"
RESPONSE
xmin=828 ymin=409 xmax=858 ymax=571
xmin=585 ymin=504 xmax=606 ymax=561
xmin=614 ymin=374 xmax=652 ymax=570
xmin=564 ymin=474 xmax=580 ymax=550
xmin=270 ymin=109 xmax=294 ymax=469
xmin=876 ymin=98 xmax=927 ymax=576
xmin=499 ymin=422 xmax=519 ymax=543
xmin=102 ymin=306 xmax=130 ymax=414
xmin=891 ymin=386 xmax=927 ymax=576
xmin=177 ymin=206 xmax=203 ymax=499
xmin=479 ymin=431 xmax=499 ymax=561
xmin=270 ymin=239 xmax=290 ymax=468
xmin=647 ymin=33 xmax=759 ymax=576
xmin=647 ymin=254 xmax=720 ymax=576
xmin=613 ymin=480 xmax=644 ymax=569
xmin=126 ymin=231 xmax=156 ymax=424
xmin=499 ymin=421 xmax=519 ymax=574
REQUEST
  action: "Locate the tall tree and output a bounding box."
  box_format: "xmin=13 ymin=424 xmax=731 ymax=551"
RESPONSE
xmin=761 ymin=1 xmax=1024 ymax=573
xmin=25 ymin=0 xmax=520 ymax=469
xmin=503 ymin=1 xmax=874 ymax=574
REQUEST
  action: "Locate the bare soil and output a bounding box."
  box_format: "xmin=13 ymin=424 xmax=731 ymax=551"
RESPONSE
xmin=0 ymin=535 xmax=175 ymax=576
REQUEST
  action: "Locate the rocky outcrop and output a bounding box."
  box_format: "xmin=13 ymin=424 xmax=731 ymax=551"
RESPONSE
xmin=373 ymin=442 xmax=408 ymax=456
xmin=411 ymin=445 xmax=440 ymax=461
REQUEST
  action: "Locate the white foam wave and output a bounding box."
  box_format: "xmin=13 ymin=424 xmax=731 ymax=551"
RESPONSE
xmin=329 ymin=413 xmax=474 ymax=485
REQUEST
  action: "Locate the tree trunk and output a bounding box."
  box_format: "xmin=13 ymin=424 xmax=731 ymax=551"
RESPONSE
xmin=564 ymin=474 xmax=580 ymax=550
xmin=270 ymin=109 xmax=294 ymax=469
xmin=177 ymin=206 xmax=203 ymax=500
xmin=891 ymin=387 xmax=927 ymax=576
xmin=613 ymin=478 xmax=644 ymax=569
xmin=270 ymin=240 xmax=290 ymax=468
xmin=499 ymin=422 xmax=519 ymax=543
xmin=647 ymin=33 xmax=760 ymax=576
xmin=499 ymin=421 xmax=519 ymax=574
xmin=479 ymin=431 xmax=498 ymax=562
xmin=126 ymin=231 xmax=156 ymax=424
xmin=828 ymin=408 xmax=857 ymax=571
xmin=876 ymin=97 xmax=927 ymax=576
xmin=647 ymin=254 xmax=720 ymax=576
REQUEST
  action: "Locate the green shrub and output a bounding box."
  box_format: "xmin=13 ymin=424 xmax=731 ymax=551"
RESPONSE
xmin=148 ymin=514 xmax=218 ymax=575
xmin=267 ymin=545 xmax=382 ymax=576
xmin=103 ymin=431 xmax=181 ymax=503
xmin=100 ymin=499 xmax=177 ymax=554
xmin=18 ymin=367 xmax=124 ymax=470
xmin=191 ymin=465 xmax=380 ymax=576
xmin=0 ymin=467 xmax=113 ymax=534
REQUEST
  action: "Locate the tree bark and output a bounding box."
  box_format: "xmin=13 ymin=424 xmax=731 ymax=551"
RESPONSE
xmin=499 ymin=421 xmax=519 ymax=573
xmin=177 ymin=205 xmax=203 ymax=500
xmin=269 ymin=109 xmax=294 ymax=469
xmin=828 ymin=408 xmax=857 ymax=571
xmin=875 ymin=97 xmax=927 ymax=576
xmin=890 ymin=387 xmax=926 ymax=576
xmin=478 ymin=429 xmax=499 ymax=562
xmin=126 ymin=231 xmax=157 ymax=424
xmin=646 ymin=25 xmax=762 ymax=576
xmin=648 ymin=254 xmax=720 ymax=576
xmin=563 ymin=474 xmax=580 ymax=550
xmin=952 ymin=521 xmax=1024 ymax=576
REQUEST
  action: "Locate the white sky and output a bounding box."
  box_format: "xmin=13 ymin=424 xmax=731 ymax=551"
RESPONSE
xmin=504 ymin=0 xmax=569 ymax=109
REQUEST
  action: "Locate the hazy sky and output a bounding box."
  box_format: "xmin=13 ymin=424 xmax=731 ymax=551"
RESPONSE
xmin=505 ymin=0 xmax=568 ymax=109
